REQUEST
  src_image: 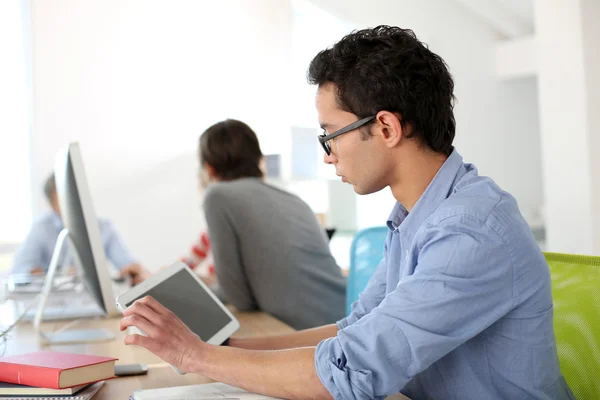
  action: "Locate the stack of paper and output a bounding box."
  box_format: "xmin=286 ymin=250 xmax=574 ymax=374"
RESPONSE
xmin=131 ymin=382 xmax=283 ymax=400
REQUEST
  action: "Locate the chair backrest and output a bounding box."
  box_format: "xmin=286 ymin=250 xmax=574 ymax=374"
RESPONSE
xmin=545 ymin=252 xmax=600 ymax=400
xmin=347 ymin=226 xmax=388 ymax=315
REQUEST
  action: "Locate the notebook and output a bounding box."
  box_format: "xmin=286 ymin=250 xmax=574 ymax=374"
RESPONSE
xmin=131 ymin=382 xmax=283 ymax=399
xmin=0 ymin=381 xmax=103 ymax=400
xmin=0 ymin=382 xmax=88 ymax=396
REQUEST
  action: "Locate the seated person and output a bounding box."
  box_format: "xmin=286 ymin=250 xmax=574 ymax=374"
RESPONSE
xmin=198 ymin=119 xmax=346 ymax=330
xmin=179 ymin=167 xmax=332 ymax=285
xmin=121 ymin=26 xmax=573 ymax=400
xmin=11 ymin=174 xmax=148 ymax=285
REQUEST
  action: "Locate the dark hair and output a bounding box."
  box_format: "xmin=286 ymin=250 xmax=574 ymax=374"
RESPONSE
xmin=308 ymin=25 xmax=455 ymax=155
xmin=43 ymin=173 xmax=56 ymax=202
xmin=199 ymin=119 xmax=264 ymax=181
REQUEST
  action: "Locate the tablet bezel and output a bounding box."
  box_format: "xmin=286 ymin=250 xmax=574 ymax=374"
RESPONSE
xmin=115 ymin=261 xmax=239 ymax=346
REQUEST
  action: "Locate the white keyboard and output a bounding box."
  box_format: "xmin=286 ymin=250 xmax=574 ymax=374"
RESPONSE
xmin=14 ymin=280 xmax=130 ymax=322
xmin=7 ymin=274 xmax=78 ymax=294
xmin=20 ymin=301 xmax=105 ymax=321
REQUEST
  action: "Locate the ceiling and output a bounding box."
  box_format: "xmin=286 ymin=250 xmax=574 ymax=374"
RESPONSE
xmin=453 ymin=0 xmax=535 ymax=38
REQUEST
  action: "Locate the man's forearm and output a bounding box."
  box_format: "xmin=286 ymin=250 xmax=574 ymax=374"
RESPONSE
xmin=229 ymin=324 xmax=338 ymax=350
xmin=190 ymin=345 xmax=333 ymax=400
xmin=12 ymin=265 xmax=43 ymax=275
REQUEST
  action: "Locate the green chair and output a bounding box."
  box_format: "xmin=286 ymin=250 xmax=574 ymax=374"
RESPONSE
xmin=545 ymin=252 xmax=600 ymax=400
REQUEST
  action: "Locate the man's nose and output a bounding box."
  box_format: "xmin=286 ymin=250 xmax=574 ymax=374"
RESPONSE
xmin=324 ymin=151 xmax=336 ymax=164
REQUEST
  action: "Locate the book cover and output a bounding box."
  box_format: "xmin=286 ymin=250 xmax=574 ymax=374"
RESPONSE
xmin=0 ymin=351 xmax=117 ymax=389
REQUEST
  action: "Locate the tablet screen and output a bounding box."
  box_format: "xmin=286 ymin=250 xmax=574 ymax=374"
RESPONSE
xmin=125 ymin=269 xmax=232 ymax=342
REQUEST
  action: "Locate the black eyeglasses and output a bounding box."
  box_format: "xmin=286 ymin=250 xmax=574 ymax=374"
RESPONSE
xmin=318 ymin=115 xmax=377 ymax=155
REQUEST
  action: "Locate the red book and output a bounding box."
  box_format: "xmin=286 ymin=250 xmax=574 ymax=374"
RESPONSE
xmin=0 ymin=351 xmax=117 ymax=389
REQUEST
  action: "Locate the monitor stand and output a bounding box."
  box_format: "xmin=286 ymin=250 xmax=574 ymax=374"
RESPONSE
xmin=33 ymin=228 xmax=115 ymax=344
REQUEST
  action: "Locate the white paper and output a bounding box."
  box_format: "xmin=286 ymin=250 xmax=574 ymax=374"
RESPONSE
xmin=133 ymin=382 xmax=283 ymax=400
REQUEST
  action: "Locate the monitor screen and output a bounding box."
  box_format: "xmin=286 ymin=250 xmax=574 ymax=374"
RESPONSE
xmin=55 ymin=142 xmax=117 ymax=316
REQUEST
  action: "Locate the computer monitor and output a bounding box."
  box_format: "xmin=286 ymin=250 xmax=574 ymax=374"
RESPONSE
xmin=54 ymin=142 xmax=119 ymax=318
xmin=32 ymin=142 xmax=119 ymax=343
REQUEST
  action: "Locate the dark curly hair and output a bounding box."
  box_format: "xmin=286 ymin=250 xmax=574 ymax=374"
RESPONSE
xmin=308 ymin=25 xmax=455 ymax=155
xmin=199 ymin=119 xmax=264 ymax=181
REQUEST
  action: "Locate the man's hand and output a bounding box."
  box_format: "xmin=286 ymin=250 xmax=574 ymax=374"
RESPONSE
xmin=120 ymin=297 xmax=333 ymax=399
xmin=29 ymin=267 xmax=44 ymax=276
xmin=119 ymin=296 xmax=206 ymax=372
xmin=120 ymin=263 xmax=149 ymax=285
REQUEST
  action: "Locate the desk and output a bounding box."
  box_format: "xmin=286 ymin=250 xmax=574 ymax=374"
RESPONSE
xmin=4 ymin=305 xmax=407 ymax=400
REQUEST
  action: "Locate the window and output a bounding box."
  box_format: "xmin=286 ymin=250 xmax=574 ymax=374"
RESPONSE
xmin=0 ymin=0 xmax=32 ymax=246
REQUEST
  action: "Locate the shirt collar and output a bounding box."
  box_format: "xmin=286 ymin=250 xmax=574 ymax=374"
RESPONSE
xmin=387 ymin=149 xmax=466 ymax=240
xmin=387 ymin=202 xmax=408 ymax=231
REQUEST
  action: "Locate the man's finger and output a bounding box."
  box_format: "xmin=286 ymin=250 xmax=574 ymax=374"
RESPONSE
xmin=138 ymin=295 xmax=169 ymax=316
xmin=124 ymin=333 xmax=154 ymax=350
xmin=119 ymin=314 xmax=157 ymax=337
xmin=123 ymin=300 xmax=161 ymax=325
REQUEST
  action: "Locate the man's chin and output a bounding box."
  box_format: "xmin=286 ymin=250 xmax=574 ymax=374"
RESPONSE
xmin=351 ymin=183 xmax=369 ymax=195
xmin=352 ymin=182 xmax=387 ymax=196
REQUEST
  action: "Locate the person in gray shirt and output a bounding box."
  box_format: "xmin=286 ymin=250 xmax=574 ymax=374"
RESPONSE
xmin=199 ymin=119 xmax=346 ymax=330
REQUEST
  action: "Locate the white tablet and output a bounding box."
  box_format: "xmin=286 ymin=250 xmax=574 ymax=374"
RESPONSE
xmin=115 ymin=262 xmax=239 ymax=347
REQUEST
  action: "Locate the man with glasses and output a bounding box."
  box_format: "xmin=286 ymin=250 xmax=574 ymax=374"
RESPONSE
xmin=121 ymin=26 xmax=573 ymax=400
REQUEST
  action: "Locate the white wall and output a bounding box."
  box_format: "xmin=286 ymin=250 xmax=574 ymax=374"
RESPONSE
xmin=29 ymin=0 xmax=293 ymax=268
xmin=582 ymin=0 xmax=600 ymax=253
xmin=27 ymin=0 xmax=548 ymax=268
xmin=534 ymin=0 xmax=600 ymax=254
xmin=309 ymin=0 xmax=544 ymax=227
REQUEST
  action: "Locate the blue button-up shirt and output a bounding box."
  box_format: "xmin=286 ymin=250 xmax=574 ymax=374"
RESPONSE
xmin=315 ymin=150 xmax=574 ymax=400
xmin=11 ymin=212 xmax=137 ymax=274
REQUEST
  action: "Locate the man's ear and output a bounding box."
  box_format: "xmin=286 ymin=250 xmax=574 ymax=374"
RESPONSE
xmin=50 ymin=192 xmax=61 ymax=215
xmin=375 ymin=111 xmax=404 ymax=148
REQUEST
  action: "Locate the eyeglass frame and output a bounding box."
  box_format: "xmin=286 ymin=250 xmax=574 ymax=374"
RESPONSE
xmin=317 ymin=115 xmax=377 ymax=156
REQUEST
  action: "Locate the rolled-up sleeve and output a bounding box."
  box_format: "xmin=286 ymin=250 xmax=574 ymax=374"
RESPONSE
xmin=315 ymin=215 xmax=515 ymax=399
